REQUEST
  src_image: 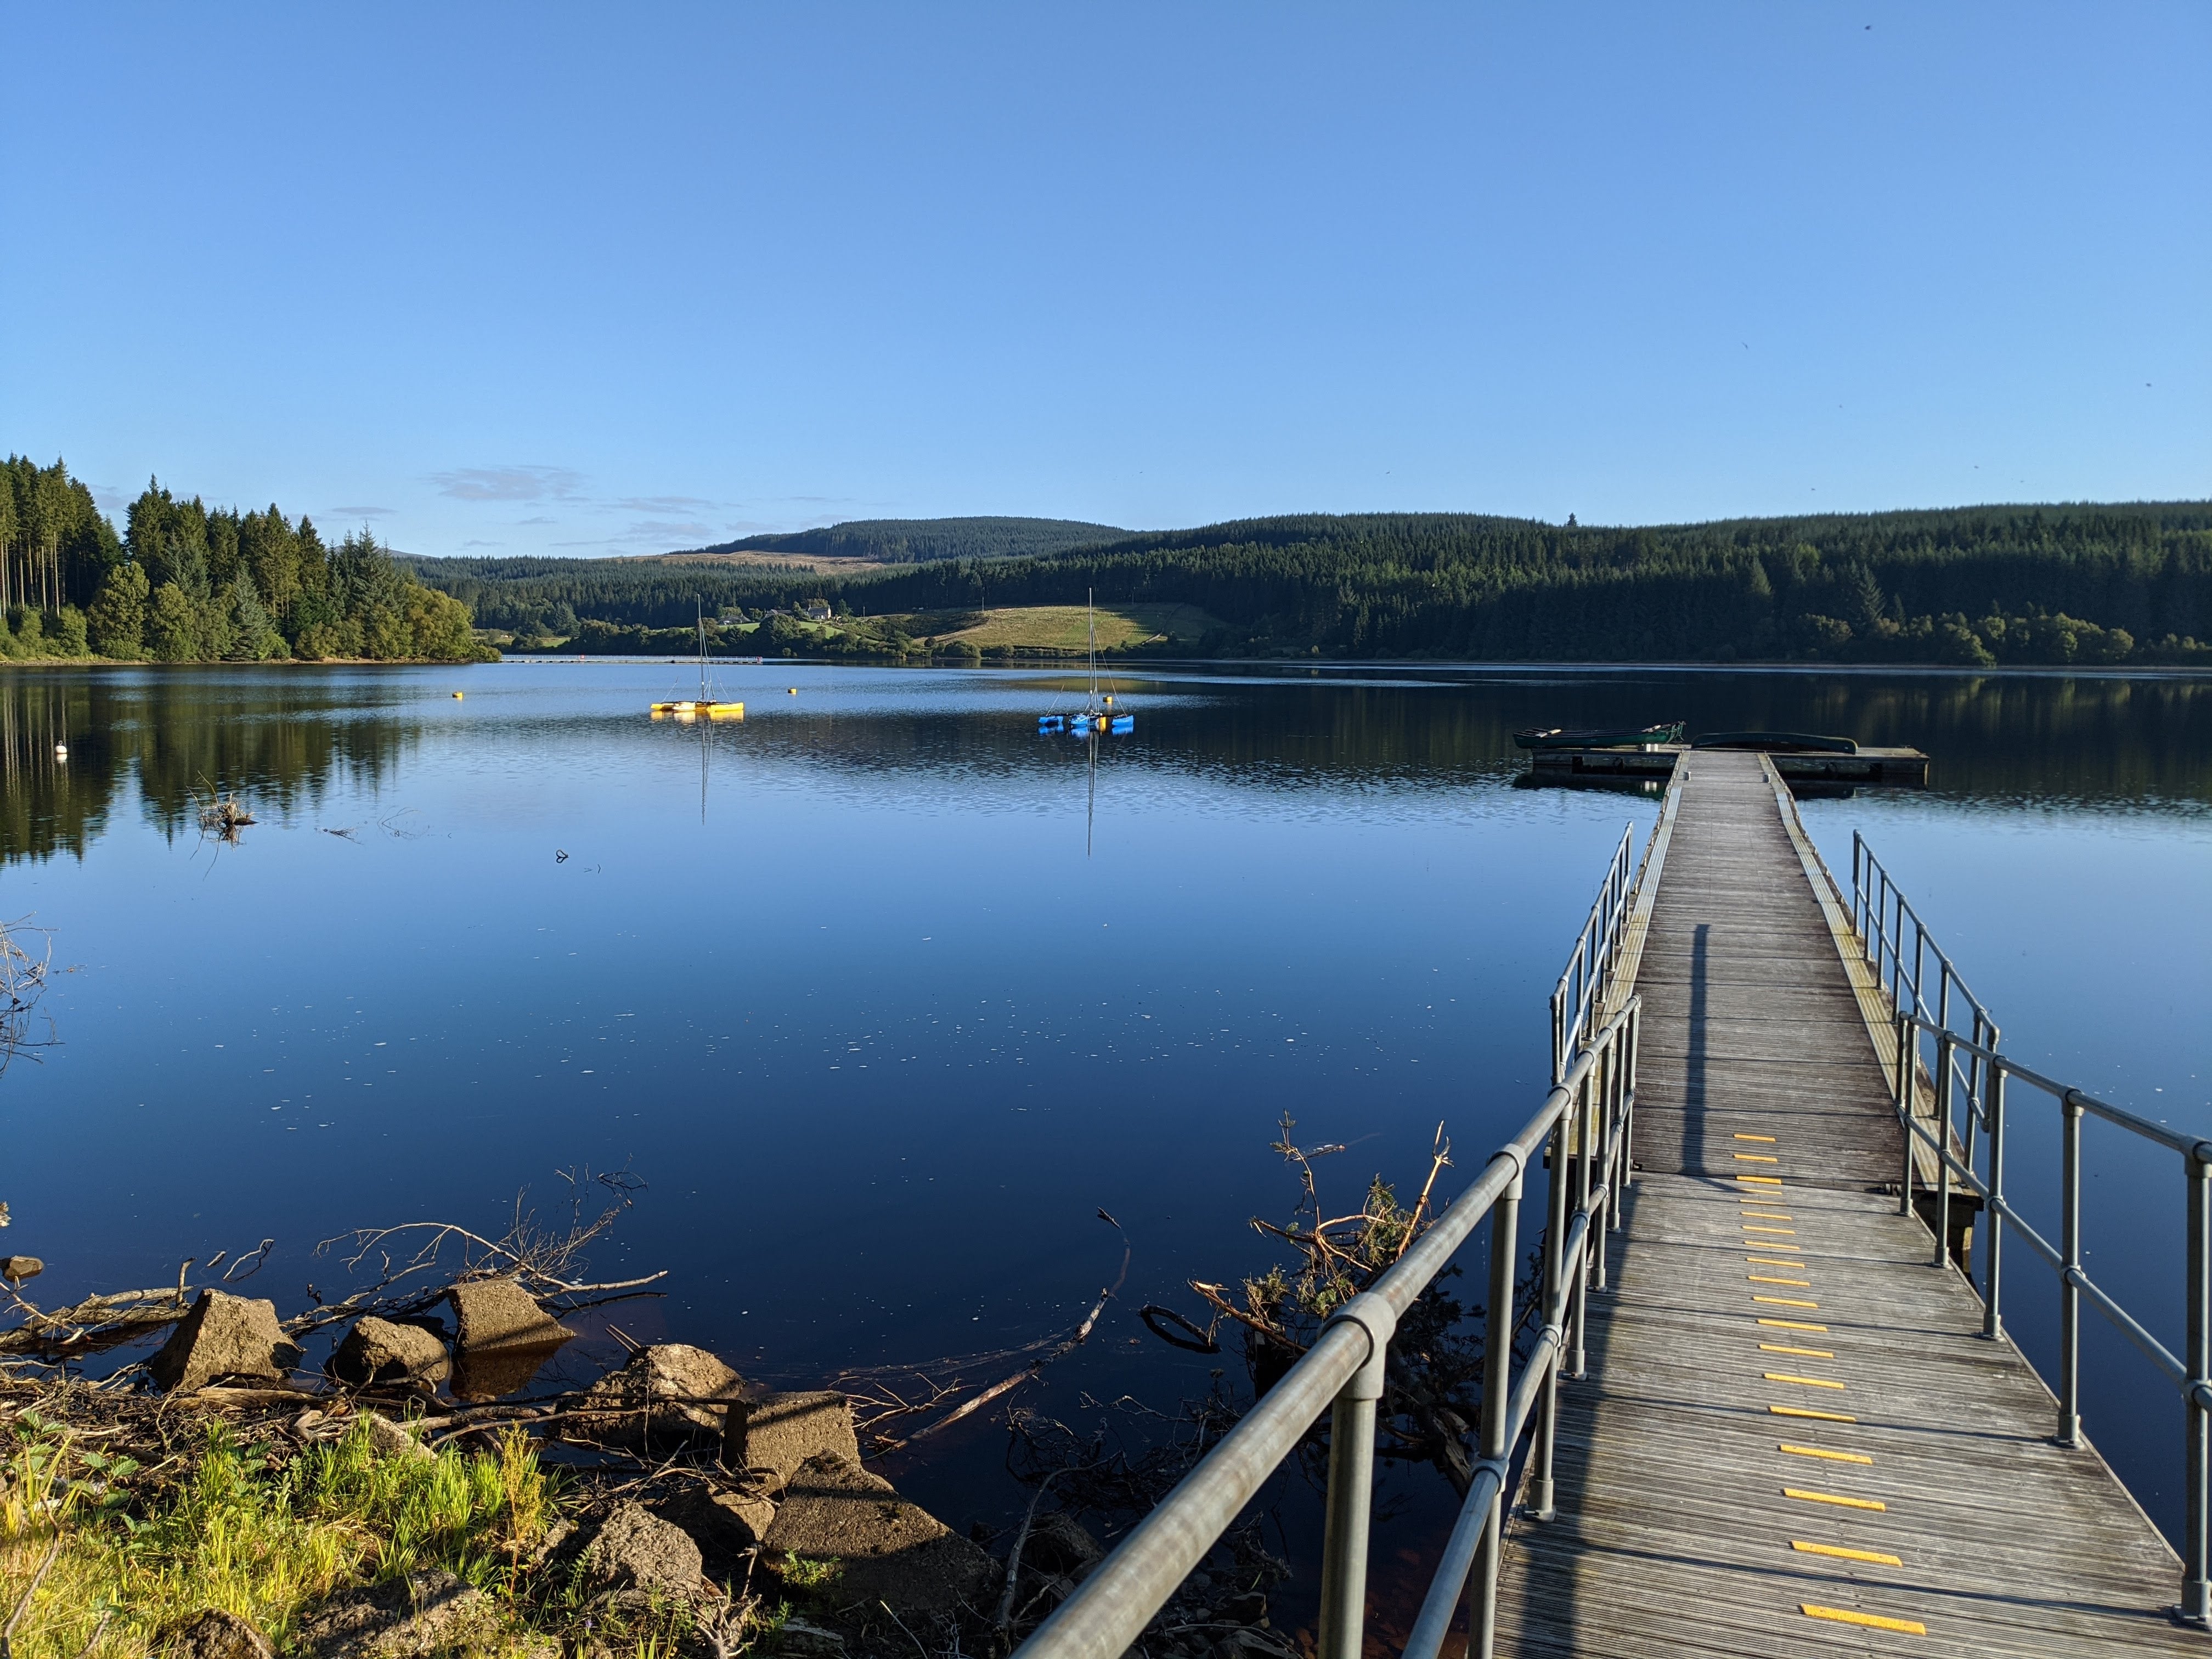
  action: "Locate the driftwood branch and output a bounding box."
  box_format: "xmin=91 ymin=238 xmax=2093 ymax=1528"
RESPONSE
xmin=877 ymin=1219 xmax=1131 ymax=1454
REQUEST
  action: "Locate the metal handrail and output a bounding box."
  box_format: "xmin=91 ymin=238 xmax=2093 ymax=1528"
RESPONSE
xmin=1015 ymin=995 xmax=1643 ymax=1659
xmin=1863 ymin=848 xmax=2212 ymax=1628
xmin=1550 ymin=822 xmax=1635 ymax=1084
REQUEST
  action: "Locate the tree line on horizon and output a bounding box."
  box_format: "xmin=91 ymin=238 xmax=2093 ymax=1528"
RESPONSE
xmin=414 ymin=502 xmax=2212 ymax=668
xmin=1 ymin=456 xmax=491 ymax=664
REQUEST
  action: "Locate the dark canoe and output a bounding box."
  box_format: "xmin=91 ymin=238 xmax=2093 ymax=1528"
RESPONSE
xmin=1513 ymin=721 xmax=1685 ymax=752
xmin=1690 ymin=730 xmax=1859 ymax=754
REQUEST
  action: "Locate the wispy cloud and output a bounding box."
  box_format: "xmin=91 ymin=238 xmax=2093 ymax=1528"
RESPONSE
xmin=612 ymin=494 xmax=722 ymax=514
xmin=552 ymin=517 xmax=720 ymax=551
xmin=462 ymin=539 xmax=504 ymax=548
xmin=329 ymin=505 xmax=398 ymax=520
xmin=431 ymin=465 xmax=585 ymax=503
xmin=515 ymin=515 xmax=558 ymax=526
xmin=625 ymin=517 xmax=719 ymax=543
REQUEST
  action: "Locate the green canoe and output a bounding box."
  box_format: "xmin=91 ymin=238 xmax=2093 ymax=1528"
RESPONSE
xmin=1690 ymin=731 xmax=1860 ymax=754
xmin=1514 ymin=721 xmax=1685 ymax=752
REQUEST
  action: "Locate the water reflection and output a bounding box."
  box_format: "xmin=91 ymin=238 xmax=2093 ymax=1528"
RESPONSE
xmin=1 ymin=669 xmax=419 ymax=865
xmin=4 ymin=667 xmax=2205 ymax=874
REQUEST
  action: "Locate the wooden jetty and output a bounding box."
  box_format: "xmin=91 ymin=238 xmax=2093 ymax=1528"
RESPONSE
xmin=1495 ymin=748 xmax=2196 ymax=1654
xmin=1527 ymin=743 xmax=1929 ymax=787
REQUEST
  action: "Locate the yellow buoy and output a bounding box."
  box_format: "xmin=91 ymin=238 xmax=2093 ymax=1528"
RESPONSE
xmin=452 ymin=691 xmax=464 ymax=699
xmin=788 ymin=687 xmax=798 ymax=695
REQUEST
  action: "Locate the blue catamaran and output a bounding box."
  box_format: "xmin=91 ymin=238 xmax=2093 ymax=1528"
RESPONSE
xmin=1039 ymin=591 xmax=1135 ymax=736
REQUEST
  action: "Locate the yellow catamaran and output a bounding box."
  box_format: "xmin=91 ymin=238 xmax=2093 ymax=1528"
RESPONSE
xmin=651 ymin=601 xmax=745 ymax=719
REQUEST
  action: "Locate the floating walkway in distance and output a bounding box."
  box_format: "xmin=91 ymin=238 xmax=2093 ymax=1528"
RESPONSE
xmin=1527 ymin=741 xmax=1929 ymax=787
xmin=1495 ymin=749 xmax=2197 ymax=1653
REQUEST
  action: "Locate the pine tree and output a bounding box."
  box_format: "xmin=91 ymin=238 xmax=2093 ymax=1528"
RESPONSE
xmin=224 ymin=572 xmax=284 ymax=661
xmin=87 ymin=562 xmax=150 ymax=658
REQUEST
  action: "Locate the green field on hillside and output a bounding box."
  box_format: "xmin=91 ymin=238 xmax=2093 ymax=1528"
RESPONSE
xmin=928 ymin=602 xmax=1222 ymax=651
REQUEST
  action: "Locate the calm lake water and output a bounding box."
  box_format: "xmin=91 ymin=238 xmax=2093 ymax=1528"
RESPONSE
xmin=3 ymin=661 xmax=2207 ymax=1607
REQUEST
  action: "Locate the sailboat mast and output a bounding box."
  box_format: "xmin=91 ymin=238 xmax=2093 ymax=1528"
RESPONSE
xmin=697 ymin=599 xmax=708 ymax=701
xmin=1087 ymin=588 xmax=1098 ymax=707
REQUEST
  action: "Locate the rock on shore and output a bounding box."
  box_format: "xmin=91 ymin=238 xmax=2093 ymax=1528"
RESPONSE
xmin=148 ymin=1290 xmax=302 ymax=1391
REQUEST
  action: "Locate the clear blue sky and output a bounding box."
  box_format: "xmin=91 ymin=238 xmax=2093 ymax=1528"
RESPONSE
xmin=4 ymin=3 xmax=2205 ymax=558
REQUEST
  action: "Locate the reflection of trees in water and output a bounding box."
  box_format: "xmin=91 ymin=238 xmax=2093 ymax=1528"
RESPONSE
xmin=719 ymin=673 xmax=2212 ymax=808
xmin=0 ymin=673 xmax=420 ymax=865
xmin=0 ymin=678 xmax=112 ymax=864
xmin=4 ymin=670 xmax=2205 ymax=871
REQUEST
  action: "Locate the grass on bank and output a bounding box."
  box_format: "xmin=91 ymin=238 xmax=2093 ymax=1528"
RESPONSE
xmin=930 ymin=602 xmax=1222 ymax=652
xmin=0 ymin=1408 xmax=670 ymax=1658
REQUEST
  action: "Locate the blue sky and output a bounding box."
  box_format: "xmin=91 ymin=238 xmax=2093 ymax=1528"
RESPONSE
xmin=3 ymin=3 xmax=2204 ymax=558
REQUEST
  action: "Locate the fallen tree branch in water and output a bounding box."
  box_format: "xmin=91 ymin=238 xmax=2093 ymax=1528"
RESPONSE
xmin=0 ymin=915 xmax=58 ymax=1075
xmin=291 ymin=1167 xmax=656 ymax=1337
xmin=0 ymin=1282 xmax=193 ymax=1357
xmin=883 ymin=1225 xmax=1130 ymax=1453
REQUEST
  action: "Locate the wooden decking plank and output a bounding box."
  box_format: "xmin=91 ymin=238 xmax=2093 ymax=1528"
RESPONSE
xmin=1496 ymin=749 xmax=2190 ymax=1657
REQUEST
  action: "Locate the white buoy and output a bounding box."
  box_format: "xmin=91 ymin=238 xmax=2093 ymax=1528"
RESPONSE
xmin=53 ymin=743 xmax=68 ymax=760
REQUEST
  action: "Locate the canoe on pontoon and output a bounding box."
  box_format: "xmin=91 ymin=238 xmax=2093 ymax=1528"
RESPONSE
xmin=1513 ymin=721 xmax=1684 ymax=751
xmin=1691 ymin=731 xmax=1858 ymax=754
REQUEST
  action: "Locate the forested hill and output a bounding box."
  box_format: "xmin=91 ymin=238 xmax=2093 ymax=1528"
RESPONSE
xmin=674 ymin=515 xmax=1127 ymax=563
xmin=422 ymin=502 xmax=2212 ymax=667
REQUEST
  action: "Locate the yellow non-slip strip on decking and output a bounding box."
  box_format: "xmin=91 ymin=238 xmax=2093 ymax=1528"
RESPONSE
xmin=1760 ymin=1343 xmax=1834 ymax=1357
xmin=1753 ymin=1295 xmax=1819 ymax=1308
xmin=1733 ymin=1132 xmax=1777 ymax=1142
xmin=1764 ymin=1371 xmax=1844 ymax=1388
xmin=1786 ymin=1487 xmax=1887 ymax=1511
xmin=1757 ymin=1317 xmax=1827 ymax=1331
xmin=1802 ymin=1604 xmax=1926 ymax=1635
xmin=1794 ymin=1539 xmax=1903 ymax=1566
xmin=1770 ymin=1405 xmax=1856 ymax=1422
xmin=1733 ymin=1152 xmax=1779 ymax=1163
xmin=1750 ymin=1274 xmax=1813 ymax=1286
xmin=1735 ymin=1175 xmax=1783 ymax=1186
xmin=1742 ymin=1224 xmax=1796 ymax=1234
xmin=1781 ymin=1442 xmax=1872 ymax=1464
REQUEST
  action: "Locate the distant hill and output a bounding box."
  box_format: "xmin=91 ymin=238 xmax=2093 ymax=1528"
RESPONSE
xmin=413 ymin=503 xmax=2212 ymax=668
xmin=668 ymin=516 xmax=1127 ymax=565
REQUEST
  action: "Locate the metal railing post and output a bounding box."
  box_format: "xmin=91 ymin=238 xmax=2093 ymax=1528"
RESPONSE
xmin=1567 ymin=1073 xmax=1594 ymax=1378
xmin=1470 ymin=1170 xmax=1523 ymax=1659
xmin=1587 ymin=1068 xmax=1609 ymax=1290
xmin=1851 ymin=832 xmax=1863 ymax=939
xmin=1933 ymin=1030 xmax=1956 ymax=1269
xmin=1983 ymin=1060 xmax=2006 ymax=1340
xmin=1531 ymin=1116 xmax=1568 ymax=1521
xmin=1893 ymin=887 xmax=1906 ymax=1005
xmin=2186 ymin=1146 xmax=2210 ymax=1626
xmin=1897 ymin=1012 xmax=1916 ymax=1217
xmin=1965 ymin=1007 xmax=1986 ymax=1131
xmin=1549 ymin=986 xmax=1564 ymax=1090
xmin=2058 ymin=1092 xmax=2084 ymax=1447
xmin=1316 ymin=1297 xmax=1393 ymax=1659
xmin=1609 ymin=1030 xmax=1628 ymax=1228
xmin=1624 ymin=1002 xmax=1640 ymax=1190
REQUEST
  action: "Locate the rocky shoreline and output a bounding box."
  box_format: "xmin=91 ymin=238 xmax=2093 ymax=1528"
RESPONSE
xmin=2 ymin=1271 xmax=1297 ymax=1659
